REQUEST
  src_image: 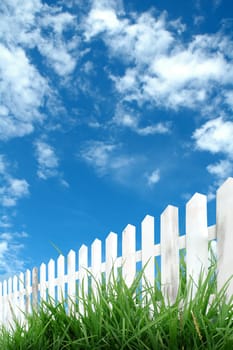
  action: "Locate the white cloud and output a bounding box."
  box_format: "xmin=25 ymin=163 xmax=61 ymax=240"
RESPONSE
xmin=0 ymin=215 xmax=11 ymax=228
xmin=85 ymin=4 xmax=233 ymax=114
xmin=0 ymin=0 xmax=79 ymax=140
xmin=0 ymin=44 xmax=48 ymax=140
xmin=0 ymin=230 xmax=29 ymax=279
xmin=35 ymin=141 xmax=59 ymax=180
xmin=113 ymin=105 xmax=171 ymax=135
xmin=207 ymin=159 xmax=233 ymax=180
xmin=146 ymin=169 xmax=160 ymax=186
xmin=193 ymin=117 xmax=233 ymax=157
xmin=80 ymin=140 xmax=136 ymax=179
xmin=0 ymin=155 xmax=30 ymax=207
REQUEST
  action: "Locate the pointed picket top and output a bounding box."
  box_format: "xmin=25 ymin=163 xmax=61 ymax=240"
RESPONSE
xmin=217 ymin=177 xmax=233 ymax=195
xmin=186 ymin=192 xmax=208 ymax=297
xmin=141 ymin=215 xmax=155 ymax=290
xmin=217 ymin=177 xmax=233 ymax=298
xmin=58 ymin=254 xmax=65 ymax=266
xmin=122 ymin=224 xmax=136 ymax=287
xmin=160 ymin=205 xmax=179 ymax=305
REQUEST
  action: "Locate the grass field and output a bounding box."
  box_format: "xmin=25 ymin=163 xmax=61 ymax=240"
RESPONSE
xmin=1 ymin=257 xmax=233 ymax=349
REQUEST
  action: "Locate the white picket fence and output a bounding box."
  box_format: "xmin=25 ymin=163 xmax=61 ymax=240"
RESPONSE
xmin=1 ymin=177 xmax=233 ymax=328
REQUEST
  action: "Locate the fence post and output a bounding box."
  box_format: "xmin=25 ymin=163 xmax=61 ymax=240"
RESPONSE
xmin=161 ymin=205 xmax=179 ymax=304
xmin=122 ymin=224 xmax=136 ymax=287
xmin=216 ymin=177 xmax=233 ymax=298
xmin=186 ymin=193 xmax=208 ymax=296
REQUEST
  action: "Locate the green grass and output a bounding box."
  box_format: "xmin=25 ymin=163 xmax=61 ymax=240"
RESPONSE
xmin=1 ymin=260 xmax=233 ymax=349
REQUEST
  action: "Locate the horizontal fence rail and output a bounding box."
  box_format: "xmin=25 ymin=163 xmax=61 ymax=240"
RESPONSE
xmin=0 ymin=177 xmax=233 ymax=328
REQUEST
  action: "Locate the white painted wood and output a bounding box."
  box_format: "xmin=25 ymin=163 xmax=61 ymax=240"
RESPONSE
xmin=3 ymin=280 xmax=7 ymax=326
xmin=78 ymin=245 xmax=88 ymax=314
xmin=57 ymin=255 xmax=65 ymax=303
xmin=7 ymin=277 xmax=13 ymax=325
xmin=161 ymin=205 xmax=179 ymax=304
xmin=0 ymin=282 xmax=2 ymax=325
xmin=40 ymin=263 xmax=46 ymax=302
xmin=25 ymin=269 xmax=31 ymax=315
xmin=68 ymin=250 xmax=76 ymax=312
xmin=18 ymin=272 xmax=25 ymax=323
xmin=216 ymin=177 xmax=233 ymax=298
xmin=91 ymin=239 xmax=102 ymax=297
xmin=48 ymin=259 xmax=55 ymax=301
xmin=141 ymin=215 xmax=155 ymax=290
xmin=32 ymin=267 xmax=38 ymax=311
xmin=105 ymin=232 xmax=117 ymax=284
xmin=186 ymin=193 xmax=208 ymax=296
xmin=122 ymin=224 xmax=136 ymax=287
xmin=13 ymin=275 xmax=18 ymax=320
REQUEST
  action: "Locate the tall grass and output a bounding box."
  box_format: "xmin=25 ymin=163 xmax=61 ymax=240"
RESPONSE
xmin=1 ymin=258 xmax=233 ymax=349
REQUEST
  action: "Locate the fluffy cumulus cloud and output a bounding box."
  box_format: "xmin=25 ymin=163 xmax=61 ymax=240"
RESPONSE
xmin=193 ymin=118 xmax=233 ymax=196
xmin=0 ymin=0 xmax=79 ymax=141
xmin=85 ymin=1 xmax=233 ymax=115
xmin=35 ymin=140 xmax=59 ymax=180
xmin=193 ymin=117 xmax=233 ymax=158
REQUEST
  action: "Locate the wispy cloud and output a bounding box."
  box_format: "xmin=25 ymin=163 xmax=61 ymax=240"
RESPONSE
xmin=0 ymin=230 xmax=29 ymax=279
xmin=35 ymin=140 xmax=59 ymax=180
xmin=80 ymin=140 xmax=135 ymax=178
xmin=146 ymin=169 xmax=160 ymax=186
xmin=0 ymin=155 xmax=29 ymax=207
xmin=113 ymin=105 xmax=171 ymax=135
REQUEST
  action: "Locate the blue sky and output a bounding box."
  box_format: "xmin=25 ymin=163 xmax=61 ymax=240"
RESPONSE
xmin=0 ymin=0 xmax=233 ymax=279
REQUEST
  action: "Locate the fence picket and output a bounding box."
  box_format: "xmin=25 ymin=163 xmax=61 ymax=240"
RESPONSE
xmin=13 ymin=275 xmax=18 ymax=320
xmin=25 ymin=269 xmax=31 ymax=314
xmin=186 ymin=193 xmax=208 ymax=296
xmin=122 ymin=224 xmax=136 ymax=287
xmin=91 ymin=239 xmax=102 ymax=297
xmin=217 ymin=177 xmax=233 ymax=298
xmin=57 ymin=255 xmax=65 ymax=303
xmin=3 ymin=280 xmax=7 ymax=326
xmin=48 ymin=259 xmax=55 ymax=301
xmin=161 ymin=205 xmax=179 ymax=304
xmin=19 ymin=272 xmax=24 ymax=323
xmin=32 ymin=267 xmax=38 ymax=311
xmin=67 ymin=250 xmax=76 ymax=312
xmin=78 ymin=245 xmax=88 ymax=314
xmin=106 ymin=232 xmax=117 ymax=284
xmin=141 ymin=215 xmax=155 ymax=290
xmin=1 ymin=177 xmax=233 ymax=329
